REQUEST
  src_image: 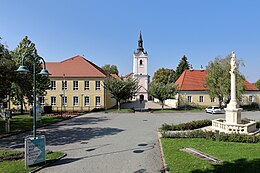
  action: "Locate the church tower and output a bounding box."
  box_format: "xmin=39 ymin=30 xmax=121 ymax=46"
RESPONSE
xmin=133 ymin=32 xmax=149 ymax=101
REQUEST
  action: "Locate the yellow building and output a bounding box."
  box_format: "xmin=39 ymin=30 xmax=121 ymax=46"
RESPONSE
xmin=41 ymin=55 xmax=115 ymax=112
xmin=175 ymin=69 xmax=260 ymax=108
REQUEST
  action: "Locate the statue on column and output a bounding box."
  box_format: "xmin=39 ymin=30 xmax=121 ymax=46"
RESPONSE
xmin=230 ymin=51 xmax=236 ymax=73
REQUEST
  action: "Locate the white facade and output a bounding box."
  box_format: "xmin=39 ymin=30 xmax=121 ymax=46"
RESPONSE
xmin=132 ymin=33 xmax=149 ymax=101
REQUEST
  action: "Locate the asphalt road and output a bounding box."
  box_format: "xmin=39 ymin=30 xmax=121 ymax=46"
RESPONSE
xmin=0 ymin=111 xmax=259 ymax=173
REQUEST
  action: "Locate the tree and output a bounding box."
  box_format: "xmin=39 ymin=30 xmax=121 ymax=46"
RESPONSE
xmin=101 ymin=64 xmax=119 ymax=75
xmin=254 ymin=79 xmax=260 ymax=89
xmin=205 ymin=54 xmax=245 ymax=107
xmin=174 ymin=55 xmax=190 ymax=81
xmin=104 ymin=77 xmax=140 ymax=110
xmin=148 ymin=82 xmax=177 ymax=110
xmin=0 ymin=38 xmax=16 ymax=104
xmin=152 ymin=68 xmax=175 ymax=84
xmin=11 ymin=36 xmax=50 ymax=113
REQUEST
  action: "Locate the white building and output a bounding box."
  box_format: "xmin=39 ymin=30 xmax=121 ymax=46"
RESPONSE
xmin=132 ymin=33 xmax=150 ymax=101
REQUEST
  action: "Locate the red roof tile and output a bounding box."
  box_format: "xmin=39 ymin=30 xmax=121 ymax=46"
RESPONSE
xmin=46 ymin=55 xmax=106 ymax=78
xmin=175 ymin=70 xmax=259 ymax=91
xmin=110 ymin=73 xmax=122 ymax=80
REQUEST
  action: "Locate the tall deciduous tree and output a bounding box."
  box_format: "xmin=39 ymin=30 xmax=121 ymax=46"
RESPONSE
xmin=152 ymin=68 xmax=175 ymax=84
xmin=254 ymin=79 xmax=260 ymax=89
xmin=0 ymin=38 xmax=16 ymax=103
xmin=174 ymin=55 xmax=190 ymax=81
xmin=205 ymin=55 xmax=245 ymax=107
xmin=104 ymin=77 xmax=140 ymax=110
xmin=148 ymin=82 xmax=177 ymax=110
xmin=11 ymin=36 xmax=50 ymax=113
xmin=101 ymin=64 xmax=119 ymax=75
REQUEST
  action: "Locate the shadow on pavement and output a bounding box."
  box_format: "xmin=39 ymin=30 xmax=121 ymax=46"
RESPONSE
xmin=1 ymin=127 xmax=124 ymax=149
xmin=40 ymin=127 xmax=124 ymax=146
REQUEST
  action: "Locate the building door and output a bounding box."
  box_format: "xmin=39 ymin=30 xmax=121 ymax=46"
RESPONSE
xmin=140 ymin=95 xmax=144 ymax=102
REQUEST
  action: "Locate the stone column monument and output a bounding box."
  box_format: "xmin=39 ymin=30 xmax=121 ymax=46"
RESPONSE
xmin=224 ymin=51 xmax=242 ymax=124
xmin=211 ymin=51 xmax=257 ymax=134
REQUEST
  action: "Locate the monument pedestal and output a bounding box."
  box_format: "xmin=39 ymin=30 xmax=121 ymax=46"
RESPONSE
xmin=224 ymin=107 xmax=242 ymax=124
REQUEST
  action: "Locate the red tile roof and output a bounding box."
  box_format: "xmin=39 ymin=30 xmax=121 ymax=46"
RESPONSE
xmin=110 ymin=73 xmax=122 ymax=80
xmin=46 ymin=55 xmax=107 ymax=78
xmin=175 ymin=70 xmax=259 ymax=91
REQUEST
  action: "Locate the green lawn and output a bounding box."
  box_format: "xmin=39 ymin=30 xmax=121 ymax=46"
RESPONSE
xmin=0 ymin=150 xmax=64 ymax=173
xmin=161 ymin=138 xmax=260 ymax=173
xmin=0 ymin=115 xmax=66 ymax=135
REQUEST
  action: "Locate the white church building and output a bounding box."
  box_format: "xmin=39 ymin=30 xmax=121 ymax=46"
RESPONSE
xmin=132 ymin=33 xmax=150 ymax=101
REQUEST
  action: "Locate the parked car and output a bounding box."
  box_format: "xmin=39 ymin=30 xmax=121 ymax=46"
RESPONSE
xmin=205 ymin=106 xmax=222 ymax=114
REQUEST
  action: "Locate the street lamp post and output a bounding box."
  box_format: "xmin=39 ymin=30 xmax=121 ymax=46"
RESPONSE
xmin=16 ymin=54 xmax=49 ymax=139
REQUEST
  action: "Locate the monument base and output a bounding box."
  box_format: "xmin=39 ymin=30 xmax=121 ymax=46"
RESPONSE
xmin=224 ymin=107 xmax=242 ymax=124
xmin=212 ymin=118 xmax=258 ymax=134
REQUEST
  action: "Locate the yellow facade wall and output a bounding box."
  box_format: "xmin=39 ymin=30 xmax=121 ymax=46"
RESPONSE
xmin=43 ymin=77 xmax=115 ymax=111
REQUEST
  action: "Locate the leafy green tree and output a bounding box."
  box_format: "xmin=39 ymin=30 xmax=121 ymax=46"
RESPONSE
xmin=205 ymin=55 xmax=245 ymax=107
xmin=104 ymin=77 xmax=140 ymax=110
xmin=148 ymin=82 xmax=177 ymax=110
xmin=152 ymin=68 xmax=175 ymax=84
xmin=101 ymin=64 xmax=119 ymax=75
xmin=0 ymin=38 xmax=16 ymax=103
xmin=174 ymin=55 xmax=190 ymax=81
xmin=11 ymin=36 xmax=50 ymax=113
xmin=254 ymin=79 xmax=260 ymax=89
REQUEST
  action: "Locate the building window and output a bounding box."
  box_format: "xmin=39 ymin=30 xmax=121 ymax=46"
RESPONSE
xmin=51 ymin=81 xmax=56 ymax=90
xmin=95 ymin=81 xmax=100 ymax=90
xmin=62 ymin=96 xmax=67 ymax=106
xmin=73 ymin=96 xmax=79 ymax=106
xmin=51 ymin=96 xmax=56 ymax=106
xmin=211 ymin=97 xmax=216 ymax=103
xmin=62 ymin=80 xmax=67 ymax=90
xmin=187 ymin=96 xmax=192 ymax=103
xmin=139 ymin=59 xmax=143 ymax=65
xmin=39 ymin=96 xmax=45 ymax=106
xmin=84 ymin=81 xmax=90 ymax=90
xmin=95 ymin=96 xmax=101 ymax=106
xmin=199 ymin=96 xmax=204 ymax=102
xmin=73 ymin=81 xmax=78 ymax=90
xmin=84 ymin=96 xmax=90 ymax=106
xmin=249 ymin=96 xmax=254 ymax=102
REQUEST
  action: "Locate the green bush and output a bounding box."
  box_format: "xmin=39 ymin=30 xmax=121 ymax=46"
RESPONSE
xmin=162 ymin=130 xmax=260 ymax=143
xmin=160 ymin=119 xmax=212 ymax=131
xmin=241 ymin=102 xmax=259 ymax=111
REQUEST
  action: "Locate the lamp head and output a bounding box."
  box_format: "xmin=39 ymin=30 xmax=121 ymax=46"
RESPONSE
xmin=16 ymin=65 xmax=29 ymax=74
xmin=39 ymin=69 xmax=49 ymax=75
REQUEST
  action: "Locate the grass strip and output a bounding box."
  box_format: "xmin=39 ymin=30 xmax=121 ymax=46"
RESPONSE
xmin=161 ymin=138 xmax=260 ymax=173
xmin=0 ymin=115 xmax=67 ymax=135
xmin=0 ymin=150 xmax=64 ymax=173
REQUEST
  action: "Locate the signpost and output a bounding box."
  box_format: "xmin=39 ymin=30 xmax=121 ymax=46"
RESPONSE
xmin=25 ymin=135 xmax=46 ymax=167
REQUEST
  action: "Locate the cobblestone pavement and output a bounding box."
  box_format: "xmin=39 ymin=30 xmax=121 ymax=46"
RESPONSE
xmin=0 ymin=111 xmax=259 ymax=173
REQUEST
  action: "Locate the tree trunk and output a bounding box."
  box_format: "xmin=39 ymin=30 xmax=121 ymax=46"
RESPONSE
xmin=161 ymin=100 xmax=164 ymax=110
xmin=20 ymin=100 xmax=24 ymax=114
xmin=117 ymin=100 xmax=121 ymax=110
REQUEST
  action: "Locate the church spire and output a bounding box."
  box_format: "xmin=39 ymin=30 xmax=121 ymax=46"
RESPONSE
xmin=137 ymin=32 xmax=144 ymax=52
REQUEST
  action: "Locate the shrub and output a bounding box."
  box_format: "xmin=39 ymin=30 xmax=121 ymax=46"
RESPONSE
xmin=162 ymin=130 xmax=260 ymax=143
xmin=160 ymin=119 xmax=212 ymax=131
xmin=91 ymin=108 xmax=105 ymax=112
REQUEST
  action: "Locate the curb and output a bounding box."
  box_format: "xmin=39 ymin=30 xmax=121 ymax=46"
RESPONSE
xmin=30 ymin=153 xmax=67 ymax=173
xmin=157 ymin=131 xmax=169 ymax=173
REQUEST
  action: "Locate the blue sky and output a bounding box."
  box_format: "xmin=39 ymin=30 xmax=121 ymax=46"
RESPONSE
xmin=1 ymin=0 xmax=260 ymax=82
